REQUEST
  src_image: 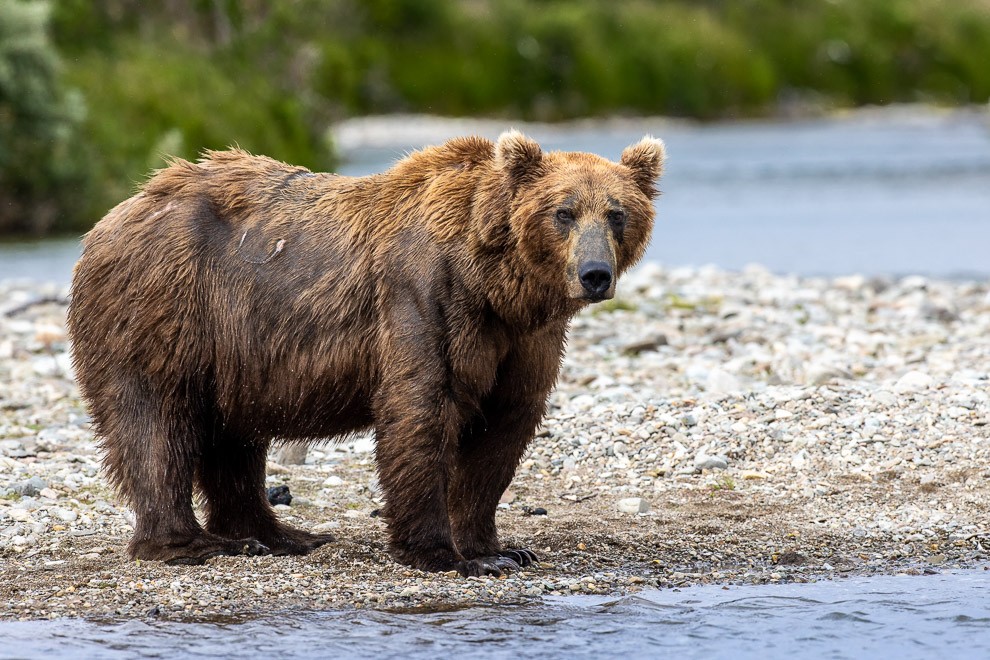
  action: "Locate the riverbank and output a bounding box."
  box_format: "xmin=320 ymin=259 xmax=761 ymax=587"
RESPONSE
xmin=1 ymin=264 xmax=988 ymax=620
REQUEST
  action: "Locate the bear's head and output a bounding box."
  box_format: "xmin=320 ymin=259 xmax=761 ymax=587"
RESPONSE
xmin=494 ymin=130 xmax=664 ymax=306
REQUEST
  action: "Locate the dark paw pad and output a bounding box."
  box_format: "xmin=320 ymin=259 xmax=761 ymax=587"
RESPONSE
xmin=455 ymin=555 xmax=521 ymax=578
xmin=498 ymin=548 xmax=539 ymax=567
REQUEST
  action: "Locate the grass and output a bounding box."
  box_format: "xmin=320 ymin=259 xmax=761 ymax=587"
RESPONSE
xmin=592 ymin=298 xmax=639 ymax=315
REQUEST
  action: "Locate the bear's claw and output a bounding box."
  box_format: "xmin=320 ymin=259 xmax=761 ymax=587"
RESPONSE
xmin=498 ymin=548 xmax=539 ymax=567
xmin=454 ymin=555 xmax=522 ymax=577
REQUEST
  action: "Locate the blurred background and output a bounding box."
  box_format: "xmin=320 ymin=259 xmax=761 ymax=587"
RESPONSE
xmin=1 ymin=0 xmax=989 ymax=278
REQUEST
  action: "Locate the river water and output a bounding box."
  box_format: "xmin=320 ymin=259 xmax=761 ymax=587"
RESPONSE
xmin=1 ymin=570 xmax=988 ymax=659
xmin=2 ymin=108 xmax=989 ymax=284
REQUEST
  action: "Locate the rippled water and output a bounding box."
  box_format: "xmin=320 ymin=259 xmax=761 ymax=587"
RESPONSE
xmin=2 ymin=110 xmax=989 ymax=284
xmin=2 ymin=570 xmax=988 ymax=659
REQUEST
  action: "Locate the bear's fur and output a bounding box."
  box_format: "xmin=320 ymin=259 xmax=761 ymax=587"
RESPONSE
xmin=67 ymin=131 xmax=664 ymax=575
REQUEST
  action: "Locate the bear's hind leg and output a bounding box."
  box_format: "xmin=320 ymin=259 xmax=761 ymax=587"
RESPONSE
xmin=199 ymin=437 xmax=333 ymax=556
xmin=100 ymin=389 xmax=268 ymax=564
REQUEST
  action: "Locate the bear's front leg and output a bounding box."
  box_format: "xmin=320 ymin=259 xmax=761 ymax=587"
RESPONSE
xmin=447 ymin=330 xmax=565 ymax=569
xmin=373 ymin=308 xmax=517 ymax=577
xmin=447 ymin=395 xmax=547 ymax=570
xmin=374 ymin=389 xmax=519 ymax=577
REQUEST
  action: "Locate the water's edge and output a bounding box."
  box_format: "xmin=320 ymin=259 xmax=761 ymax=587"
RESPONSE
xmin=2 ymin=569 xmax=988 ymax=659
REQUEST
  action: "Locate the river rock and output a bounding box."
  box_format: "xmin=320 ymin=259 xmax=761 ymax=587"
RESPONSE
xmin=894 ymin=370 xmax=934 ymax=393
xmin=8 ymin=508 xmax=33 ymax=523
xmin=266 ymin=485 xmax=292 ymax=506
xmin=694 ymin=453 xmax=729 ymax=471
xmin=12 ymin=476 xmax=47 ymax=497
xmin=54 ymin=508 xmax=78 ymax=522
xmin=622 ymin=335 xmax=668 ymax=355
xmin=617 ymin=497 xmax=650 ymax=514
xmin=706 ymin=369 xmax=741 ymax=394
xmin=271 ymin=443 xmax=308 ymax=465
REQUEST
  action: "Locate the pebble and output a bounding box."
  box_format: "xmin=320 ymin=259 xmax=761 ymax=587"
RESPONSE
xmin=266 ymin=485 xmax=293 ymax=506
xmin=893 ymin=370 xmax=934 ymax=393
xmin=8 ymin=508 xmax=33 ymax=523
xmin=617 ymin=497 xmax=650 ymax=514
xmin=622 ymin=336 xmax=668 ymax=355
xmin=694 ymin=454 xmax=729 ymax=471
xmin=706 ymin=369 xmax=741 ymax=394
xmin=54 ymin=508 xmax=78 ymax=522
xmin=12 ymin=476 xmax=48 ymax=497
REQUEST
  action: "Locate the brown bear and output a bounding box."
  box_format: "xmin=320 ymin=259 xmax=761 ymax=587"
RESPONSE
xmin=67 ymin=131 xmax=664 ymax=576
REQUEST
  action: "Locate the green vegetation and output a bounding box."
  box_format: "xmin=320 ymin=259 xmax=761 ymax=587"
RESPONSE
xmin=0 ymin=0 xmax=86 ymax=234
xmin=709 ymin=475 xmax=737 ymax=492
xmin=1 ymin=0 xmax=989 ymax=234
xmin=592 ymin=298 xmax=638 ymax=315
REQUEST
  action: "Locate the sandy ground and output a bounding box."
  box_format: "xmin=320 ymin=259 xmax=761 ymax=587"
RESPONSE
xmin=2 ymin=456 xmax=988 ymax=621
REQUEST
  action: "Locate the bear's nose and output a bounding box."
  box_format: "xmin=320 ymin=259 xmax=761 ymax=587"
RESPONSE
xmin=579 ymin=262 xmax=613 ymax=297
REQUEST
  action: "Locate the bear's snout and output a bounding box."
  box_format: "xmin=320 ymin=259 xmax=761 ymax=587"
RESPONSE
xmin=567 ymin=220 xmax=617 ymax=301
xmin=578 ymin=261 xmax=613 ymax=299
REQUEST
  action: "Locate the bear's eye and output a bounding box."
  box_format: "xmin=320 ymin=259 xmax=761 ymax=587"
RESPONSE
xmin=607 ymin=210 xmax=627 ymax=228
xmin=555 ymin=209 xmax=576 ymax=225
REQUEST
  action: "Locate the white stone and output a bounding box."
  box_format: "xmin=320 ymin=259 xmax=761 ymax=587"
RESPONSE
xmin=833 ymin=275 xmax=866 ymax=291
xmin=570 ymin=394 xmax=596 ymax=410
xmin=807 ymin=364 xmax=850 ymax=385
xmin=706 ymin=369 xmax=741 ymax=394
xmin=694 ymin=454 xmax=729 ymax=471
xmin=894 ymin=370 xmax=934 ymax=393
xmin=617 ymin=497 xmax=650 ymax=514
xmin=8 ymin=509 xmax=32 ymax=523
xmin=31 ymin=356 xmax=61 ymax=378
xmin=350 ymin=435 xmax=375 ymax=454
xmin=873 ymin=390 xmax=897 ymax=406
xmin=54 ymin=508 xmax=77 ymax=522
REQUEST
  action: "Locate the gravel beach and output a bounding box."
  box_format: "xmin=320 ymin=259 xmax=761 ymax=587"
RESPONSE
xmin=1 ymin=264 xmax=988 ymax=621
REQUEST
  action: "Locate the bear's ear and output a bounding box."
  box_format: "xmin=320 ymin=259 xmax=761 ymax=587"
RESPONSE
xmin=495 ymin=130 xmax=543 ymax=191
xmin=621 ymin=135 xmax=666 ymax=198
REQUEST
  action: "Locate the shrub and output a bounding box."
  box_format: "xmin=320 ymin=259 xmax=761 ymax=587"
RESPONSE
xmin=0 ymin=0 xmax=86 ymax=234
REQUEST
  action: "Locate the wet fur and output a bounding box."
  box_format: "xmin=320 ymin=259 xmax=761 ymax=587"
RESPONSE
xmin=67 ymin=133 xmax=663 ymax=573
